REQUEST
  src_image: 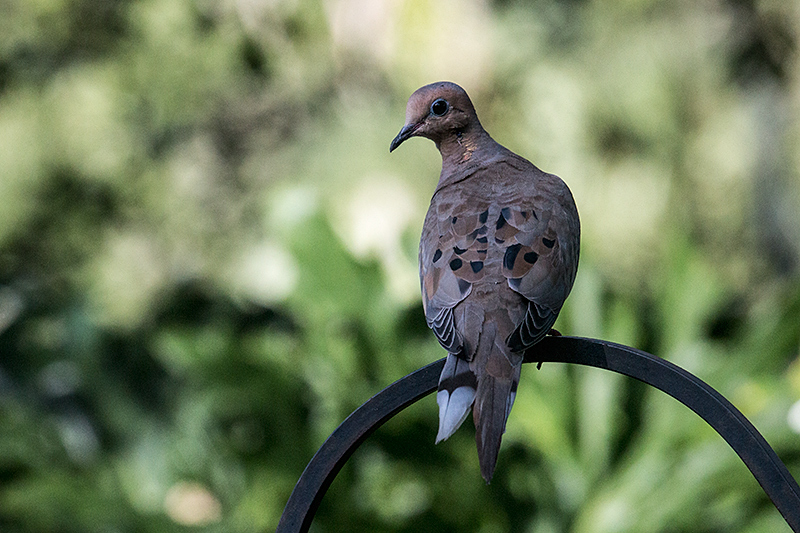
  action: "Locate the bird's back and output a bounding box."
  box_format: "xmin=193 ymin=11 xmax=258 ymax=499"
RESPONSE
xmin=420 ymin=152 xmax=579 ymax=351
xmin=420 ymin=149 xmax=579 ymax=481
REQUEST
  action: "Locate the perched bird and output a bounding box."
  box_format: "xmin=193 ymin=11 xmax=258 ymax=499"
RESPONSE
xmin=390 ymin=82 xmax=580 ymax=482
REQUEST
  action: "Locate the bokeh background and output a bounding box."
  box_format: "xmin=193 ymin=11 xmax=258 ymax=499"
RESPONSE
xmin=1 ymin=0 xmax=800 ymax=531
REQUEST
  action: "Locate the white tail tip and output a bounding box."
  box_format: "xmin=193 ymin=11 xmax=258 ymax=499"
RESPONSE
xmin=435 ymin=387 xmax=476 ymax=443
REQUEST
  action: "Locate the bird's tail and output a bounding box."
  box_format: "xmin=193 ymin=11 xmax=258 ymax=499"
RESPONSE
xmin=473 ymin=354 xmax=520 ymax=483
xmin=435 ymin=321 xmax=522 ymax=483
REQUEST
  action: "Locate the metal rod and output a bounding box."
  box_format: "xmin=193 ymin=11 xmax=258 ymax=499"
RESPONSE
xmin=276 ymin=336 xmax=800 ymax=532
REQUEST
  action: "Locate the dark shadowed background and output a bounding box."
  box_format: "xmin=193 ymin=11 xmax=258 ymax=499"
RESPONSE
xmin=1 ymin=0 xmax=800 ymax=531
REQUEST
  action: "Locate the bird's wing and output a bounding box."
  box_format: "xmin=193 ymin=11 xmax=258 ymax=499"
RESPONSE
xmin=495 ymin=161 xmax=580 ymax=351
xmin=419 ymin=188 xmax=492 ymax=359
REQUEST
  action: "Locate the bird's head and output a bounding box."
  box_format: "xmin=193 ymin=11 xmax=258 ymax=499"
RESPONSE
xmin=390 ymin=81 xmax=479 ymax=152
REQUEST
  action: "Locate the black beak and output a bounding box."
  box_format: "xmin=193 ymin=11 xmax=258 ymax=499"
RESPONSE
xmin=389 ymin=123 xmax=421 ymax=152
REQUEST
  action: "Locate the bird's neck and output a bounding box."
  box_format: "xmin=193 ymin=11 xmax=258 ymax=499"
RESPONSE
xmin=437 ymin=125 xmax=491 ymax=163
xmin=435 ymin=126 xmax=500 ymax=189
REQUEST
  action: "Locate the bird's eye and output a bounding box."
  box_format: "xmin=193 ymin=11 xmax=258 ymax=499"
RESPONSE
xmin=430 ymin=98 xmax=449 ymax=117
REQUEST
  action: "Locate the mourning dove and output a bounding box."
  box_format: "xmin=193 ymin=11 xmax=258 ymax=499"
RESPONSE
xmin=390 ymin=82 xmax=580 ymax=482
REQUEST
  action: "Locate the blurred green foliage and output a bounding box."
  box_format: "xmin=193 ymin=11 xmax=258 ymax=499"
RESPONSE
xmin=1 ymin=0 xmax=800 ymax=531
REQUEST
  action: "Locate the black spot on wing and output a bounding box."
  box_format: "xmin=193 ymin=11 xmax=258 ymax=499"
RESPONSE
xmin=479 ymin=209 xmax=489 ymax=224
xmin=450 ymin=258 xmax=463 ymax=270
xmin=523 ymin=251 xmax=539 ymax=264
xmin=453 ymin=246 xmax=467 ymax=255
xmin=542 ymin=238 xmax=555 ymax=248
xmin=504 ymin=243 xmax=522 ymax=270
xmin=433 ymin=249 xmax=442 ymax=263
xmin=470 ymin=261 xmax=484 ymax=273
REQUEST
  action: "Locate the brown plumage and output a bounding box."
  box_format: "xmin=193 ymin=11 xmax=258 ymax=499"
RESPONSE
xmin=390 ymin=82 xmax=580 ymax=482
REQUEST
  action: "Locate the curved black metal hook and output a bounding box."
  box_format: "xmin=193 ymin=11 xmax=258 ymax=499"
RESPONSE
xmin=276 ymin=336 xmax=800 ymax=532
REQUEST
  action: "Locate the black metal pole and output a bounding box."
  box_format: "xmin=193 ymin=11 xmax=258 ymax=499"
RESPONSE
xmin=276 ymin=336 xmax=800 ymax=532
xmin=275 ymin=358 xmax=444 ymax=533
